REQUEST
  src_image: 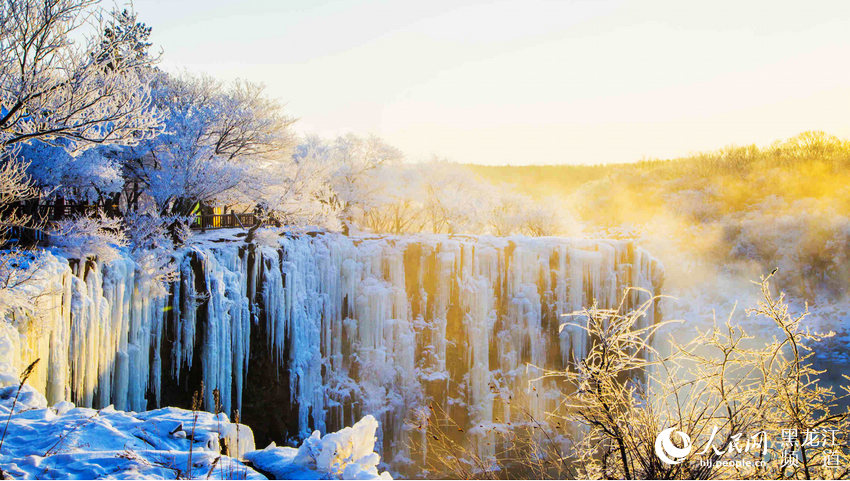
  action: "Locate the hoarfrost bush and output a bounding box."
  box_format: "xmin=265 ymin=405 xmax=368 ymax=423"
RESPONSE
xmin=124 ymin=212 xmax=180 ymax=293
xmin=251 ymin=228 xmax=282 ymax=248
xmin=50 ymin=214 xmax=127 ymax=263
xmin=422 ymin=277 xmax=850 ymax=480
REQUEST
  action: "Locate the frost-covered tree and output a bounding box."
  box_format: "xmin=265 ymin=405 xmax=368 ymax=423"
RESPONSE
xmin=0 ymin=0 xmax=163 ymax=233
xmin=126 ymin=74 xmax=296 ymax=218
xmin=0 ymin=153 xmax=41 ymax=311
xmin=482 ymin=189 xmax=572 ymax=237
xmin=95 ymin=8 xmax=153 ymax=70
xmin=294 ymin=134 xmax=402 ymax=234
xmin=0 ymin=0 xmax=162 ymax=151
xmin=247 ymin=156 xmax=340 ymax=231
xmin=17 ymin=141 xmax=125 ymax=204
xmin=13 ymin=5 xmax=158 ymax=205
xmin=283 ymin=138 xmax=572 ymax=237
xmin=0 ymin=153 xmax=39 ymax=242
xmin=0 ymin=0 xmax=163 ymax=314
xmin=518 ymin=199 xmax=573 ymax=237
xmin=359 ymin=165 xmax=425 ymax=234
xmin=420 ymin=163 xmax=490 ymax=234
xmin=486 ymin=189 xmax=531 ymax=236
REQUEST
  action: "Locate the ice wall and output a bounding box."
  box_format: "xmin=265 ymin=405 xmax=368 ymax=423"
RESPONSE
xmin=5 ymin=233 xmax=662 ymax=469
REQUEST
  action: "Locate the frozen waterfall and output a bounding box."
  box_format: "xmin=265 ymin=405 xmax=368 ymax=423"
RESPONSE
xmin=5 ymin=233 xmax=662 ymax=469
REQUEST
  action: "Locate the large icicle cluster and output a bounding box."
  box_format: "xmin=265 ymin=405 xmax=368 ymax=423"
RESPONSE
xmin=1 ymin=232 xmax=662 ymax=471
xmin=2 ymin=252 xmax=169 ymax=413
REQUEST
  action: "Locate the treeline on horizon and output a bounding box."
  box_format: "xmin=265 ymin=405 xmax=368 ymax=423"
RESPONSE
xmin=466 ymin=130 xmax=850 ymax=202
xmin=468 ymin=131 xmax=850 ymax=300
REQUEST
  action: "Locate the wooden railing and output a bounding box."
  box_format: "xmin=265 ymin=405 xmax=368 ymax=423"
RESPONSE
xmin=2 ymin=201 xmax=262 ymax=245
xmin=3 ymin=212 xmax=261 ymax=245
xmin=191 ymin=213 xmax=262 ymax=231
xmin=19 ymin=203 xmax=115 ymax=220
xmin=43 ymin=203 xmax=107 ymax=220
xmin=0 ymin=202 xmax=101 ymax=247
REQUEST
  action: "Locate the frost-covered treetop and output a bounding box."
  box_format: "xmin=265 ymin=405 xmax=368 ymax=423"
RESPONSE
xmin=0 ymin=0 xmax=163 ymax=154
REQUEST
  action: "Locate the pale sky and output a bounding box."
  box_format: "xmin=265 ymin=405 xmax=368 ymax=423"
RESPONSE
xmin=132 ymin=0 xmax=850 ymax=165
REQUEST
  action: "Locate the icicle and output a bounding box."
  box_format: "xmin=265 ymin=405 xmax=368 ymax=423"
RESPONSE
xmin=10 ymin=233 xmax=662 ymax=471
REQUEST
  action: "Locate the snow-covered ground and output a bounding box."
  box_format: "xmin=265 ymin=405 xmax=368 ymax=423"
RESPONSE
xmin=0 ymin=383 xmax=391 ymax=480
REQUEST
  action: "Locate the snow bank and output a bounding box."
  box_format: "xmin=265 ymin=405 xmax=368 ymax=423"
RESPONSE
xmin=0 ymin=384 xmax=391 ymax=480
xmin=245 ymin=415 xmax=391 ymax=480
xmin=0 ymin=384 xmax=261 ymax=480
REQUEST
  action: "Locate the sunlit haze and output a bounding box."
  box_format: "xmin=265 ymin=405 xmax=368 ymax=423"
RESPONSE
xmin=119 ymin=0 xmax=850 ymax=163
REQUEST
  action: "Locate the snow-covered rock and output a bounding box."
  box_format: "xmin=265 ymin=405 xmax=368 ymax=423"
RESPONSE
xmin=244 ymin=415 xmax=392 ymax=480
xmin=0 ymin=383 xmax=48 ymax=414
xmin=0 ymin=386 xmax=262 ymax=479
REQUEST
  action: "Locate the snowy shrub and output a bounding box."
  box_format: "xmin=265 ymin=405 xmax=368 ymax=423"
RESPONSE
xmin=124 ymin=213 xmax=181 ymax=292
xmin=423 ymin=278 xmax=850 ymax=479
xmin=50 ymin=214 xmax=127 ymax=263
xmin=251 ymin=228 xmax=282 ymax=248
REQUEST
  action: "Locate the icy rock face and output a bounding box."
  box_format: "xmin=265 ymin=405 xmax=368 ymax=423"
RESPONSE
xmin=2 ymin=233 xmax=662 ymax=469
xmin=0 ymin=320 xmax=22 ymax=386
xmin=1 ymin=253 xmax=170 ymax=413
